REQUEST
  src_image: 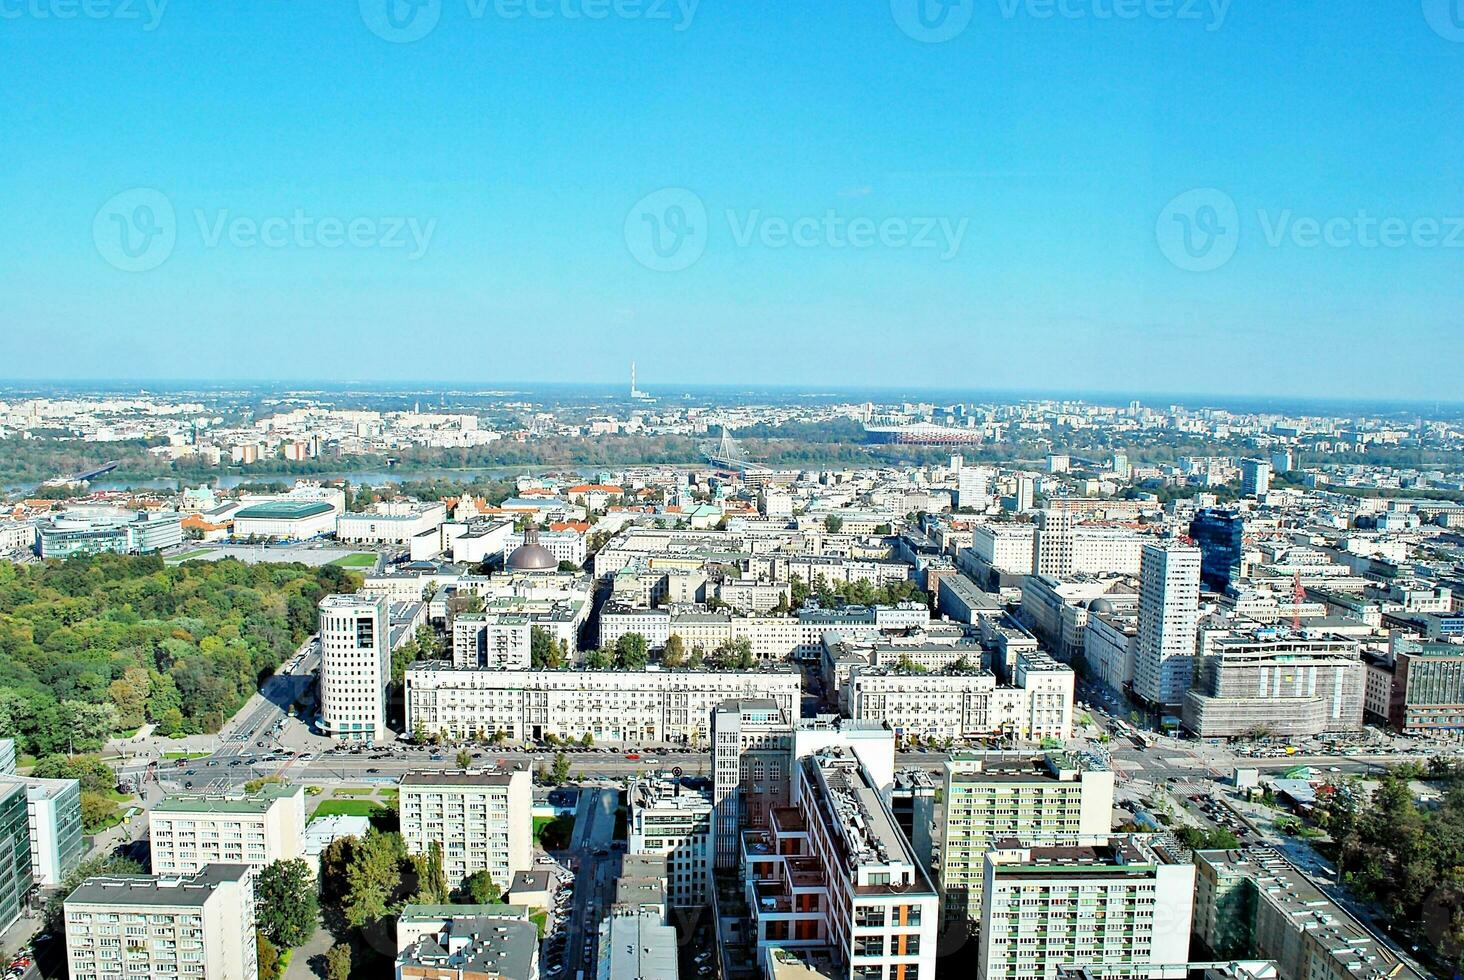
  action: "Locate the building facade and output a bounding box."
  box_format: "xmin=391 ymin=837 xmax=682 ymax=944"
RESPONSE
xmin=1133 ymin=541 xmax=1202 ymax=709
xmin=149 ymin=785 xmax=306 ymax=876
xmin=398 ymin=769 xmax=533 ymax=891
xmin=628 ymin=776 xmax=713 ymax=908
xmin=319 ymin=593 xmax=391 ymax=743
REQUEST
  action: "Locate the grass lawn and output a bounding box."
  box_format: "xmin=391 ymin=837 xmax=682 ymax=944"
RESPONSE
xmin=162 ymin=751 xmax=212 ymax=760
xmin=328 ymin=553 xmax=377 ymax=568
xmin=534 ymin=814 xmax=575 ymax=851
xmin=312 ymin=800 xmax=385 ymax=818
xmin=331 ymin=788 xmax=376 ymax=797
xmin=530 ymin=911 xmax=547 ymax=937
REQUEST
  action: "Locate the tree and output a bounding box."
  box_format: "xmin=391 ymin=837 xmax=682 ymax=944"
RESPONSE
xmin=408 ymin=841 xmax=450 ymax=906
xmin=662 ymin=634 xmax=686 ymax=667
xmin=530 ymin=626 xmax=561 ymax=669
xmin=255 ymin=858 xmax=319 ymax=948
xmin=324 ymin=943 xmax=353 ymax=980
xmin=456 ymin=870 xmax=503 ymax=905
xmin=80 ymin=791 xmax=118 ymax=834
xmin=583 ymin=649 xmax=612 ymax=670
xmin=343 ymin=830 xmax=406 ymax=928
xmin=580 ymin=732 xmax=594 ymax=748
xmin=551 ymin=751 xmax=571 ymax=785
xmin=456 ymin=749 xmax=473 ymax=770
xmin=824 ymin=515 xmax=843 ymax=533
xmin=615 ymin=632 xmax=649 ymax=670
xmin=256 ymin=931 xmax=281 ymax=980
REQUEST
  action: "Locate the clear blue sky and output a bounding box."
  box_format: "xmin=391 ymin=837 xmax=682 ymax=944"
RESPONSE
xmin=3 ymin=0 xmax=1461 ymax=397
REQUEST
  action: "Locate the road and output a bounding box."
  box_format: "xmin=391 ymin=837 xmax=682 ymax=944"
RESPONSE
xmin=558 ymin=788 xmax=618 ymax=980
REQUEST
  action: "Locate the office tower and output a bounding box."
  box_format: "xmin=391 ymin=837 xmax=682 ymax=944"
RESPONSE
xmin=977 ymin=838 xmax=1194 ymax=980
xmin=1034 ymin=509 xmax=1075 ymax=576
xmin=1189 ymin=508 xmax=1245 ymax=594
xmin=64 ymin=864 xmax=258 ymax=980
xmin=15 ymin=777 xmax=85 ymax=886
xmin=398 ymin=768 xmax=532 ymax=891
xmin=0 ymin=782 xmax=31 ymax=933
xmin=1133 ymin=541 xmax=1201 ymax=708
xmin=711 ymin=699 xmax=794 ymax=869
xmin=318 ymin=593 xmax=391 ymax=743
xmin=150 ymin=784 xmax=306 ymax=876
xmin=1110 ymin=452 xmax=1131 ymax=479
xmin=1015 ymin=476 xmax=1035 ymax=512
xmin=1269 ymin=448 xmax=1295 ymax=474
xmin=628 ymin=775 xmax=713 ymax=908
xmin=939 ymin=753 xmax=1114 ymax=926
xmin=1240 ymin=458 xmax=1273 ymax=497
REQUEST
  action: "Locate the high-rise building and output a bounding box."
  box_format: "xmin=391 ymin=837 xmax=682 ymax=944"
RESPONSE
xmin=0 ymin=782 xmax=32 ymax=933
xmin=628 ymin=775 xmax=713 ymax=908
xmin=938 ymin=752 xmax=1114 ymax=927
xmin=1014 ymin=476 xmax=1035 ymax=513
xmin=1270 ymin=448 xmax=1295 ymax=474
xmin=711 ymin=699 xmax=794 ymax=869
xmin=1189 ymin=508 xmax=1245 ymax=594
xmin=451 ymin=612 xmax=532 ymax=669
xmin=149 ymin=784 xmax=306 ymax=876
xmin=1240 ymin=458 xmax=1273 ymax=497
xmin=0 ymin=775 xmax=84 ymax=887
xmin=398 ymin=768 xmax=532 ymax=891
xmin=1133 ymin=541 xmax=1201 ymax=708
xmin=977 ymin=837 xmax=1194 ymax=980
xmin=957 ymin=467 xmax=991 ymax=510
xmin=64 ymin=864 xmax=258 ymax=980
xmin=318 ymin=593 xmax=391 ymax=743
xmin=743 ymin=746 xmax=939 ymax=980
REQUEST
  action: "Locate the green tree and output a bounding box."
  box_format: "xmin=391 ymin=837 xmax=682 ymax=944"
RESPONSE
xmin=343 ymin=830 xmax=405 ymax=928
xmin=256 ymin=931 xmax=281 ymax=980
xmin=551 ymin=751 xmax=571 ymax=785
xmin=824 ymin=515 xmax=843 ymax=533
xmin=615 ymin=632 xmax=649 ymax=669
xmin=455 ymin=870 xmax=503 ymax=905
xmin=662 ymin=634 xmax=686 ymax=667
xmin=580 ymin=732 xmax=594 ymax=748
xmin=80 ymin=791 xmax=118 ymax=834
xmin=324 ymin=943 xmax=353 ymax=980
xmin=456 ymin=749 xmax=473 ymax=770
xmin=255 ymin=858 xmax=319 ymax=949
xmin=583 ymin=649 xmax=612 ymax=670
xmin=530 ymin=626 xmax=561 ymax=669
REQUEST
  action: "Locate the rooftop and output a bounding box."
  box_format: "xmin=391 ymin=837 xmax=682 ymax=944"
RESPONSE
xmin=153 ymin=783 xmax=301 ymax=815
xmin=66 ymin=864 xmax=250 ymax=909
xmin=234 ymin=500 xmax=335 ymax=520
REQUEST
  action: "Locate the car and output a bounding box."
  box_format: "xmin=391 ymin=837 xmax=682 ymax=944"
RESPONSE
xmin=367 ymin=768 xmax=381 ymax=774
xmin=695 ymin=953 xmax=712 ymax=964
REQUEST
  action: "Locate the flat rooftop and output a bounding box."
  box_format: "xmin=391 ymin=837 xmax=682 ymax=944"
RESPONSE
xmin=153 ymin=783 xmax=300 ymax=815
xmin=67 ymin=864 xmax=250 ymax=909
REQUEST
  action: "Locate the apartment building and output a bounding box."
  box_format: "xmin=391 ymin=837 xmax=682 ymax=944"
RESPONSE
xmin=977 ymin=838 xmax=1194 ymax=980
xmin=939 ymin=753 xmax=1114 ymax=926
xmin=1193 ymin=848 xmax=1426 ymax=980
xmin=842 ymin=653 xmax=1074 ymax=743
xmin=742 ymin=746 xmax=939 ymax=980
xmin=628 ymin=776 xmax=713 ymax=908
xmin=405 ymin=663 xmax=799 ymax=745
xmin=398 ymin=769 xmax=532 ymax=891
xmin=396 ymin=904 xmax=540 ymax=980
xmin=1133 ymin=541 xmax=1202 ymax=709
xmin=452 ymin=612 xmax=532 ymax=669
xmin=319 ymin=593 xmax=391 ymax=743
xmin=64 ymin=864 xmax=257 ymax=980
xmin=149 ymin=785 xmax=306 ymax=876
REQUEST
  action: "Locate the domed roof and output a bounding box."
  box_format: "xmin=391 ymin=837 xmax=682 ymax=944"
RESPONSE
xmin=506 ymin=525 xmax=557 ymax=571
xmin=1089 ymin=597 xmax=1119 ymax=616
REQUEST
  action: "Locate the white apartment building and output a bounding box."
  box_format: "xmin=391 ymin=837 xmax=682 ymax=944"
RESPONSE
xmin=628 ymin=776 xmax=713 ymax=907
xmin=599 ymin=605 xmax=672 ymax=651
xmin=971 ymin=523 xmax=1038 ymax=575
xmin=843 ymin=654 xmax=1074 ymax=743
xmin=149 ymin=785 xmax=306 ymax=876
xmin=978 ymin=838 xmax=1194 ymax=980
xmin=1132 ymin=541 xmax=1202 ymax=708
xmin=319 ymin=593 xmax=391 ymax=743
xmin=404 ymin=663 xmax=800 ymax=745
xmin=64 ymin=864 xmax=258 ymax=980
xmin=452 ymin=612 xmax=532 ymax=669
xmin=398 ymin=769 xmax=532 ymax=891
xmin=939 ymin=753 xmax=1114 ymax=926
xmin=742 ymin=746 xmax=939 ymax=980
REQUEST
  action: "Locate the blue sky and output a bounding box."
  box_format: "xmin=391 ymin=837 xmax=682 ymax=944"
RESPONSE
xmin=2 ymin=0 xmax=1461 ymax=396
